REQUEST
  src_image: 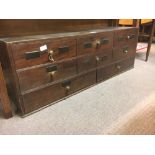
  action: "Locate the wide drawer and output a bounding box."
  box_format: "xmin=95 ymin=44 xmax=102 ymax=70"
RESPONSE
xmin=11 ymin=37 xmax=76 ymax=69
xmin=77 ymin=31 xmax=113 ymax=55
xmin=22 ymin=70 xmax=96 ymax=114
xmin=113 ymin=44 xmax=137 ymax=60
xmin=97 ymin=57 xmax=135 ymax=82
xmin=96 ymin=49 xmax=113 ymax=67
xmin=77 ymin=54 xmax=96 ymax=73
xmin=114 ymin=28 xmax=138 ymax=47
xmin=17 ymin=58 xmax=77 ymax=92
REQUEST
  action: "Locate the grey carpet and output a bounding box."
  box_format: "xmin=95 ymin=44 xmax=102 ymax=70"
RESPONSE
xmin=0 ymin=44 xmax=155 ymax=135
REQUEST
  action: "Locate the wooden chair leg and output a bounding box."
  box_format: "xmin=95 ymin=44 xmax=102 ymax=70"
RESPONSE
xmin=145 ymin=19 xmax=155 ymax=61
xmin=0 ymin=63 xmax=13 ymax=119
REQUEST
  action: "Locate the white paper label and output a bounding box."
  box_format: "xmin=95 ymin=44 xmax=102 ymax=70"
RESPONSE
xmin=40 ymin=45 xmax=47 ymax=51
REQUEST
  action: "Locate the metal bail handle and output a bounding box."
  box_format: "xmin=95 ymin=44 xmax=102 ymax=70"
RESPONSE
xmin=48 ymin=50 xmax=54 ymax=62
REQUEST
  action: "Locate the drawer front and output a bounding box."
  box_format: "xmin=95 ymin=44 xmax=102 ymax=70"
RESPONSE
xmin=114 ymin=28 xmax=138 ymax=47
xmin=77 ymin=54 xmax=96 ymax=73
xmin=22 ymin=70 xmax=96 ymax=114
xmin=115 ymin=57 xmax=135 ymax=73
xmin=12 ymin=37 xmax=76 ymax=69
xmin=97 ymin=57 xmax=135 ymax=82
xmin=22 ymin=82 xmax=66 ymax=114
xmin=61 ymin=70 xmax=96 ymax=95
xmin=77 ymin=32 xmax=113 ymax=55
xmin=17 ymin=59 xmax=77 ymax=92
xmin=77 ymin=34 xmax=96 ymax=55
xmin=113 ymin=44 xmax=137 ymax=60
xmin=95 ymin=32 xmax=113 ymax=52
xmin=97 ymin=64 xmax=116 ymax=82
xmin=96 ymin=49 xmax=113 ymax=67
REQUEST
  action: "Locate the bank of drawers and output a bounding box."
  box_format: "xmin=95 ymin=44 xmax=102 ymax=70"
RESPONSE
xmin=3 ymin=27 xmax=138 ymax=115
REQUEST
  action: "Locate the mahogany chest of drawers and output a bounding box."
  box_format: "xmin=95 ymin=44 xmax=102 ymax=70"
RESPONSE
xmin=0 ymin=27 xmax=138 ymax=116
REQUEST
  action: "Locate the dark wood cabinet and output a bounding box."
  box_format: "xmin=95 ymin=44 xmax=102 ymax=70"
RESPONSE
xmin=0 ymin=27 xmax=138 ymax=116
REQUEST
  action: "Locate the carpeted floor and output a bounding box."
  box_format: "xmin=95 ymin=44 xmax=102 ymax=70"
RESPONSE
xmin=0 ymin=44 xmax=155 ymax=135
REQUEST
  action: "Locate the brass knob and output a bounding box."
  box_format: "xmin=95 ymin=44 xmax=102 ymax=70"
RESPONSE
xmin=95 ymin=40 xmax=101 ymax=48
xmin=127 ymin=35 xmax=130 ymax=39
xmin=66 ymin=85 xmax=71 ymax=91
xmin=48 ymin=50 xmax=54 ymax=62
xmin=49 ymin=71 xmax=56 ymax=76
xmin=96 ymin=56 xmax=100 ymax=61
xmin=124 ymin=50 xmax=128 ymax=53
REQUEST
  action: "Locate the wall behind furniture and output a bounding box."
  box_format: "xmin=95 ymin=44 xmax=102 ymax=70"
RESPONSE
xmin=0 ymin=19 xmax=114 ymax=37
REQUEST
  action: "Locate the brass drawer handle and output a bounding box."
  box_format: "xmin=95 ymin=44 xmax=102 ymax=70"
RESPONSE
xmin=48 ymin=50 xmax=54 ymax=62
xmin=95 ymin=40 xmax=101 ymax=48
xmin=96 ymin=56 xmax=100 ymax=61
xmin=123 ymin=46 xmax=129 ymax=54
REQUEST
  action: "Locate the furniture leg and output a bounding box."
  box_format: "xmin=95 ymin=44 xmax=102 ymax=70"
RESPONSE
xmin=0 ymin=62 xmax=13 ymax=119
xmin=145 ymin=19 xmax=155 ymax=61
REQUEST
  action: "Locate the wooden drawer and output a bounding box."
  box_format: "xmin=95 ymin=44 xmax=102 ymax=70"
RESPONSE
xmin=96 ymin=49 xmax=113 ymax=67
xmin=97 ymin=57 xmax=135 ymax=82
xmin=97 ymin=64 xmax=116 ymax=82
xmin=22 ymin=70 xmax=96 ymax=114
xmin=11 ymin=37 xmax=76 ymax=69
xmin=22 ymin=82 xmax=66 ymax=114
xmin=114 ymin=28 xmax=138 ymax=47
xmin=77 ymin=54 xmax=96 ymax=73
xmin=113 ymin=44 xmax=137 ymax=60
xmin=17 ymin=58 xmax=77 ymax=92
xmin=115 ymin=57 xmax=135 ymax=73
xmin=77 ymin=31 xmax=113 ymax=55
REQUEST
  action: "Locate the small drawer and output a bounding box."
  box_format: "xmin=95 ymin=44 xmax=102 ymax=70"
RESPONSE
xmin=95 ymin=31 xmax=113 ymax=52
xmin=97 ymin=64 xmax=116 ymax=82
xmin=12 ymin=37 xmax=76 ymax=69
xmin=22 ymin=82 xmax=66 ymax=114
xmin=115 ymin=57 xmax=135 ymax=73
xmin=97 ymin=57 xmax=135 ymax=82
xmin=96 ymin=49 xmax=113 ymax=67
xmin=61 ymin=70 xmax=96 ymax=95
xmin=114 ymin=28 xmax=138 ymax=47
xmin=113 ymin=44 xmax=137 ymax=60
xmin=77 ymin=54 xmax=96 ymax=73
xmin=17 ymin=58 xmax=77 ymax=92
xmin=77 ymin=34 xmax=96 ymax=55
xmin=77 ymin=32 xmax=113 ymax=56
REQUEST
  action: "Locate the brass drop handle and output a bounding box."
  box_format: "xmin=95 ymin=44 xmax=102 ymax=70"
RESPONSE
xmin=48 ymin=50 xmax=54 ymax=62
xmin=95 ymin=40 xmax=101 ymax=48
xmin=124 ymin=50 xmax=128 ymax=53
xmin=96 ymin=56 xmax=100 ymax=61
xmin=49 ymin=71 xmax=56 ymax=76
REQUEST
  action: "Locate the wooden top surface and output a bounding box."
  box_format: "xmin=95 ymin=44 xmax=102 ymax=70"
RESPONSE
xmin=0 ymin=27 xmax=137 ymax=44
